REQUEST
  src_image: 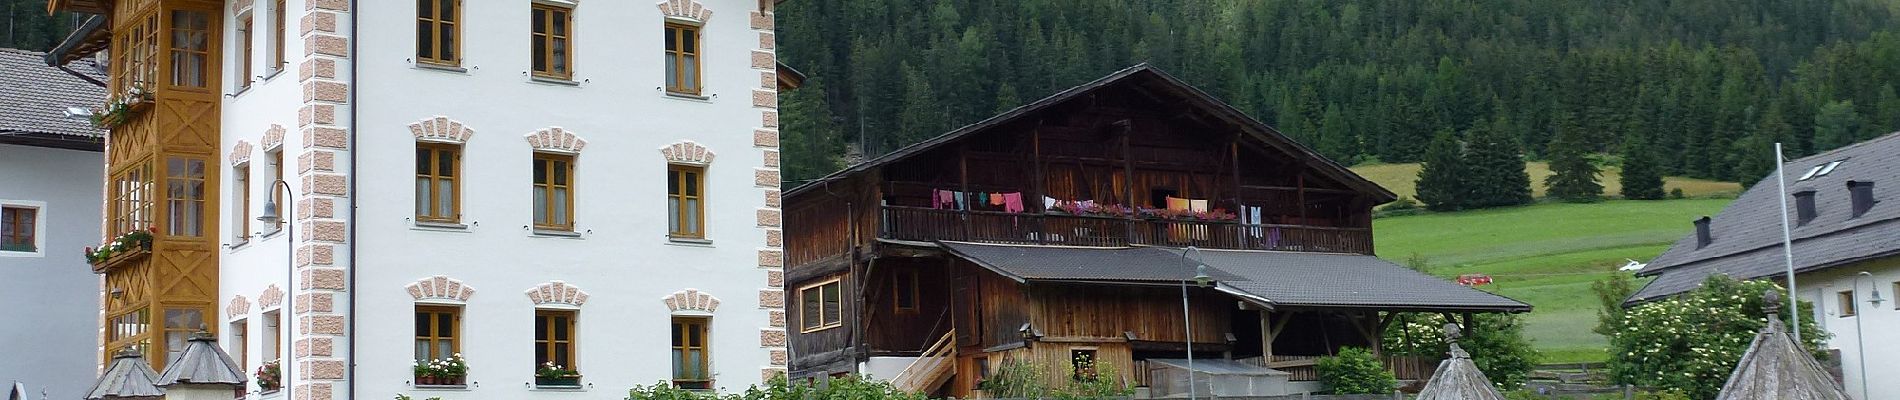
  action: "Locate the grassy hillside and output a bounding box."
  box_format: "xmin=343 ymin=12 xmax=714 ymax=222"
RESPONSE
xmin=1351 ymin=162 xmax=1743 ymax=201
xmin=1373 ymin=199 xmax=1733 ymax=363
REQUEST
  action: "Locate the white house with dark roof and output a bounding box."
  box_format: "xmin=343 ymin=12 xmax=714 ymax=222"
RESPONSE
xmin=0 ymin=47 xmax=106 ymax=400
xmin=1631 ymin=131 xmax=1900 ymax=400
xmin=40 ymin=0 xmax=796 ymax=398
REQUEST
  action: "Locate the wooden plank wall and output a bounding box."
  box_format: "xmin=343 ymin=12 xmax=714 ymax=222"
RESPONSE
xmin=863 ymin=257 xmax=954 ymax=353
xmin=1028 ymin=283 xmax=1230 ymax=344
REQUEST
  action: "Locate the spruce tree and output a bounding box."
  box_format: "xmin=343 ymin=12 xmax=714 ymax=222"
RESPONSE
xmin=1415 ymin=129 xmax=1467 ymax=211
xmin=1545 ymin=112 xmax=1603 ymax=202
xmin=1462 ymin=121 xmax=1534 ymax=208
xmin=1318 ymin=103 xmax=1356 ymax=163
xmin=780 ymin=78 xmax=845 ymax=182
xmin=1813 ymin=100 xmax=1862 ymax=151
xmin=897 ymin=63 xmax=946 ymax=145
xmin=1619 ymin=132 xmax=1667 ymax=200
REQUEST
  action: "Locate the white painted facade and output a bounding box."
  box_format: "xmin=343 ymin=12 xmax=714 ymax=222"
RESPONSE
xmin=1796 ymin=257 xmax=1900 ymax=400
xmin=213 ymin=1 xmax=784 ymax=399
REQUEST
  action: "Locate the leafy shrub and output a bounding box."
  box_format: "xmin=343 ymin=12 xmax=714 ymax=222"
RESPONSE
xmin=1382 ymin=313 xmax=1539 ymax=390
xmin=1603 ymin=274 xmax=1824 ymax=399
xmin=1668 ymin=188 xmax=1685 ymax=199
xmin=1316 ymin=347 xmax=1395 ymax=394
xmin=627 ymin=375 xmax=924 ymax=400
xmin=978 ymin=359 xmax=1132 ymax=399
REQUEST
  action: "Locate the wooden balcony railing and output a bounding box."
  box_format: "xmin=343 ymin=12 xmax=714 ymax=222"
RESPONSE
xmin=879 ymin=206 xmax=1373 ymax=254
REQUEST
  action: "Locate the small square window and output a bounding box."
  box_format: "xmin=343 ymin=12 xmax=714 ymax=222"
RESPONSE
xmin=1 ymin=205 xmax=41 ymax=253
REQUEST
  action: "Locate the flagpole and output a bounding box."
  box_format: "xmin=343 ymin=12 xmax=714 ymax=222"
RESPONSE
xmin=1775 ymin=142 xmax=1801 ymax=344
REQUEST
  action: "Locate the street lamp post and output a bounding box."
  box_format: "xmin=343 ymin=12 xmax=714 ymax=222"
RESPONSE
xmin=1179 ymin=247 xmax=1213 ymax=400
xmin=1851 ymin=271 xmax=1883 ymax=400
xmin=256 ymin=180 xmax=294 ymax=396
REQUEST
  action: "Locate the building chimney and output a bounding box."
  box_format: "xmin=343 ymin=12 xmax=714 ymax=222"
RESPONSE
xmin=1793 ymin=190 xmax=1818 ymax=226
xmin=1694 ymin=216 xmax=1713 ymax=249
xmin=1849 ymin=181 xmax=1876 ymax=218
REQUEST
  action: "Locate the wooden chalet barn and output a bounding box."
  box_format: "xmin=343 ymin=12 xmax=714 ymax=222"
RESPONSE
xmin=782 ymin=65 xmax=1530 ymax=397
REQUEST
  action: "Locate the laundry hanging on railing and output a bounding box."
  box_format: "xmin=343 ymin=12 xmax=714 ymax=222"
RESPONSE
xmin=933 ymin=189 xmax=1025 ymax=212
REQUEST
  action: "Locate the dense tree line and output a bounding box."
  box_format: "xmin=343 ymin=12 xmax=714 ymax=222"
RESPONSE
xmin=778 ymin=0 xmax=1900 ymax=186
xmin=2 ymin=0 xmax=79 ymax=52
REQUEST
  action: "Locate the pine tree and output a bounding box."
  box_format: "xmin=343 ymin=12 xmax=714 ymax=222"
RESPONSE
xmin=1813 ymin=100 xmax=1862 ymax=151
xmin=1462 ymin=121 xmax=1534 ymax=208
xmin=897 ymin=62 xmax=946 ymax=145
xmin=1545 ymin=112 xmax=1603 ymax=202
xmin=1318 ymin=103 xmax=1356 ymax=163
xmin=780 ymin=78 xmax=845 ymax=182
xmin=1619 ymin=132 xmax=1667 ymax=200
xmin=993 ymin=83 xmax=1022 ymax=115
xmin=1415 ymin=129 xmax=1467 ymax=211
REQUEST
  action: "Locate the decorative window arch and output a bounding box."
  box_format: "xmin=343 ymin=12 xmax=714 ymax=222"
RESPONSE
xmin=663 ymin=289 xmax=720 ymax=315
xmin=260 ymin=124 xmax=286 ymax=151
xmin=230 ymin=140 xmax=254 ymax=166
xmin=656 ymin=0 xmax=713 ymax=23
xmin=524 ymin=127 xmax=588 ymax=154
xmin=524 ymin=280 xmax=590 ymax=308
xmin=258 ymin=285 xmax=284 ymax=309
xmin=407 ymin=275 xmax=477 ymax=304
xmin=411 ymin=116 xmax=476 ymax=144
xmin=226 ymin=295 xmax=252 ymax=319
xmin=660 ymin=140 xmax=715 ymax=166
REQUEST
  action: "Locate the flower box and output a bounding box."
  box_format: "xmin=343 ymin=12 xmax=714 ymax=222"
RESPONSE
xmin=414 ymin=375 xmax=466 ymax=387
xmin=90 ymin=241 xmax=151 ymax=273
xmin=534 ymin=375 xmax=581 ymax=387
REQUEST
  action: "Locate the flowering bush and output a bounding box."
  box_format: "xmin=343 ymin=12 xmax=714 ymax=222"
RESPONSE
xmin=85 ymin=227 xmax=156 ymax=264
xmin=255 ymin=360 xmax=282 ymax=392
xmin=1382 ymin=313 xmax=1539 ymax=389
xmin=1602 ymin=274 xmax=1824 ymax=399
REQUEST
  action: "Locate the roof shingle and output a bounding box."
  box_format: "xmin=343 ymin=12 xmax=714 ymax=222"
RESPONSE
xmin=940 ymin=242 xmax=1531 ymax=312
xmin=0 ymin=47 xmax=106 ymax=147
xmin=1630 ymin=132 xmax=1900 ymax=303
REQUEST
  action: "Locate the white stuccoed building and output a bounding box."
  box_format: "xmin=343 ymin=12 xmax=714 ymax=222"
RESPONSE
xmin=45 ymin=0 xmax=793 ymax=398
xmin=1631 ymin=132 xmax=1900 ymax=400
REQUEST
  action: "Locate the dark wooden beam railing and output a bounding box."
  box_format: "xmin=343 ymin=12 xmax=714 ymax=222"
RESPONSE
xmin=878 ymin=206 xmax=1373 ymax=254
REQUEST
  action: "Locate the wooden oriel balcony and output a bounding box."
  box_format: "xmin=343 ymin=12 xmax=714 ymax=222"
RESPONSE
xmin=879 ymin=206 xmax=1373 ymax=254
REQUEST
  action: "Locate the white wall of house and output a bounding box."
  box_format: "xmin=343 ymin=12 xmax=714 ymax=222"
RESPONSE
xmin=0 ymin=143 xmax=103 ymax=399
xmin=1799 ymin=258 xmax=1900 ymax=400
xmin=215 ymin=0 xmax=783 ymax=398
xmin=218 ymin=1 xmax=314 ymax=399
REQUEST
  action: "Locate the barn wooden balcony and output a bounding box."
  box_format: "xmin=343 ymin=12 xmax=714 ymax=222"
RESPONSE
xmin=879 ymin=206 xmax=1373 ymax=254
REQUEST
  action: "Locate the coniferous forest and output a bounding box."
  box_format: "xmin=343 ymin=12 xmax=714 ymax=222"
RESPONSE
xmin=777 ymin=0 xmax=1900 ymax=187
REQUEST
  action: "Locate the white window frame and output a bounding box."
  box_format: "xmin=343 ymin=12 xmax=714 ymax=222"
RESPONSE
xmin=0 ymin=200 xmax=48 ymax=257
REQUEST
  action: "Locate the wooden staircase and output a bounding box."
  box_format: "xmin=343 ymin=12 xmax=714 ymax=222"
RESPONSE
xmin=890 ymin=330 xmax=957 ymax=393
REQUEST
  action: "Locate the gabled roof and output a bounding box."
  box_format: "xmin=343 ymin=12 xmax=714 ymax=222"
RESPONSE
xmin=939 ymin=242 xmax=1530 ymax=312
xmin=84 ymin=349 xmax=164 ymax=400
xmin=1 ymin=47 xmax=105 ymax=151
xmin=1629 ymin=132 xmax=1900 ymax=303
xmin=156 ymin=332 xmax=248 ymax=387
xmin=1416 ymin=325 xmax=1509 ymax=400
xmin=784 ymin=64 xmax=1397 ymax=203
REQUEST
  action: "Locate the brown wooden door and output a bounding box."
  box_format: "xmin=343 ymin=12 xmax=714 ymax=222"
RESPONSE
xmin=953 ymin=266 xmax=977 ymax=347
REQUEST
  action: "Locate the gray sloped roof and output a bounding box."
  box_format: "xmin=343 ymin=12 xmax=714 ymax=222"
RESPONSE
xmin=0 ymin=47 xmax=106 ymax=150
xmin=939 ymin=242 xmax=1531 ymax=312
xmin=84 ymin=349 xmax=165 ymax=400
xmin=156 ymin=332 xmax=248 ymax=387
xmin=1630 ymin=131 xmax=1900 ymax=304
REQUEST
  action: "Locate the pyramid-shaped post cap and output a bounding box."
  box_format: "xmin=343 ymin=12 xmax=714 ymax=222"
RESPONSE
xmin=85 ymin=348 xmax=165 ymax=400
xmin=156 ymin=330 xmax=248 ymax=388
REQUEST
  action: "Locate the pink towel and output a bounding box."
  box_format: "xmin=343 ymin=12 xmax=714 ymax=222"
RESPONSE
xmin=1002 ymin=193 xmax=1025 ymax=213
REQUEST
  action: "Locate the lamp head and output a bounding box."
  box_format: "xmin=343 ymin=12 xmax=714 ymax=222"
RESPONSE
xmin=1193 ymin=264 xmax=1212 ymax=287
xmin=256 ymin=199 xmax=280 ymax=226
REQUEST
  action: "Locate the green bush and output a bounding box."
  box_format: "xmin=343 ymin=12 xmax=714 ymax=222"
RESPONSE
xmin=977 ymin=359 xmax=1133 ymax=399
xmin=626 ymin=375 xmax=926 ymax=400
xmin=1316 ymin=347 xmax=1395 ymax=394
xmin=1603 ymin=274 xmax=1825 ymax=399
